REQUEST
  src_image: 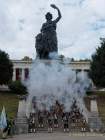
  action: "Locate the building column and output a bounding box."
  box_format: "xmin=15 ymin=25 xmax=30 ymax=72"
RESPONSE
xmin=21 ymin=68 xmax=25 ymax=81
xmin=12 ymin=68 xmax=16 ymax=81
xmin=81 ymin=69 xmax=84 ymax=72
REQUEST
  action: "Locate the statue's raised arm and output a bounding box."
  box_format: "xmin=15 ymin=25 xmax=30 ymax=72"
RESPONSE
xmin=51 ymin=4 xmax=62 ymax=23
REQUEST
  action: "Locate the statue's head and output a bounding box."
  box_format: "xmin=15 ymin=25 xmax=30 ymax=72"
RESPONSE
xmin=45 ymin=12 xmax=52 ymax=21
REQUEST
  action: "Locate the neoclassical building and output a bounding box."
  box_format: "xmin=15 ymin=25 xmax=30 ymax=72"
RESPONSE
xmin=12 ymin=59 xmax=90 ymax=81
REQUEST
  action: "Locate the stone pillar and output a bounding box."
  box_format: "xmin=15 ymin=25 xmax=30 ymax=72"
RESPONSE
xmin=91 ymin=99 xmax=98 ymax=113
xmin=18 ymin=100 xmax=26 ymax=117
xmin=15 ymin=99 xmax=28 ymax=134
xmin=21 ymin=69 xmax=25 ymax=81
xmin=81 ymin=69 xmax=84 ymax=73
xmin=12 ymin=68 xmax=16 ymax=81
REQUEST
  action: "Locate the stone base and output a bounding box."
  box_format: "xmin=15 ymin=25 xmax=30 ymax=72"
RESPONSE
xmin=14 ymin=116 xmax=28 ymax=134
xmin=88 ymin=116 xmax=103 ymax=132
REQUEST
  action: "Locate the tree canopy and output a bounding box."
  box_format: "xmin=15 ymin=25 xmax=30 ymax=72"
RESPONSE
xmin=22 ymin=56 xmax=32 ymax=61
xmin=89 ymin=38 xmax=105 ymax=88
xmin=0 ymin=50 xmax=13 ymax=85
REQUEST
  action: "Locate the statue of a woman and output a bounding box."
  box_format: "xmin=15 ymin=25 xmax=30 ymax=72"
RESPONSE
xmin=35 ymin=4 xmax=62 ymax=59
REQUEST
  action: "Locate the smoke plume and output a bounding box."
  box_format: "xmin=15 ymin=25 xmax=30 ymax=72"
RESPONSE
xmin=25 ymin=59 xmax=91 ymax=120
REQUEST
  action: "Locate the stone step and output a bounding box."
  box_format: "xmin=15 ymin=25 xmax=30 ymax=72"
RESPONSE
xmin=28 ymin=125 xmax=89 ymax=133
xmin=15 ymin=115 xmax=89 ymax=134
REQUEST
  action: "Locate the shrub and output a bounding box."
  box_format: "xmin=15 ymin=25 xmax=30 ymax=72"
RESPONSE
xmin=8 ymin=80 xmax=27 ymax=95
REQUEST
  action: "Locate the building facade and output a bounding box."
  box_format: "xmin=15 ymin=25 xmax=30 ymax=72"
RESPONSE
xmin=12 ymin=60 xmax=90 ymax=81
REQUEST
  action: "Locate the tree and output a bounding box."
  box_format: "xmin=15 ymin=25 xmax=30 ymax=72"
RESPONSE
xmin=89 ymin=38 xmax=105 ymax=88
xmin=0 ymin=50 xmax=13 ymax=85
xmin=22 ymin=56 xmax=32 ymax=61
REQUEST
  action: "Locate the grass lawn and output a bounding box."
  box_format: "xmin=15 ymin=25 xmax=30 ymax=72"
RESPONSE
xmin=0 ymin=92 xmax=19 ymax=119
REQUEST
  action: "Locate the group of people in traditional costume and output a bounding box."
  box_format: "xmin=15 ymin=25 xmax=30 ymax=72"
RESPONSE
xmin=28 ymin=99 xmax=87 ymax=133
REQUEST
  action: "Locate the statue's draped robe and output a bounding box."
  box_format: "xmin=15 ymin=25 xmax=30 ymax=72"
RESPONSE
xmin=35 ymin=20 xmax=58 ymax=59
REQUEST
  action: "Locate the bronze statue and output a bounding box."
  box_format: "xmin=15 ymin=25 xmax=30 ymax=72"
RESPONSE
xmin=35 ymin=4 xmax=62 ymax=59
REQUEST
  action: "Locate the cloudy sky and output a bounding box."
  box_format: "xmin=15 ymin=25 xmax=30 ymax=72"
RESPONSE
xmin=0 ymin=0 xmax=105 ymax=60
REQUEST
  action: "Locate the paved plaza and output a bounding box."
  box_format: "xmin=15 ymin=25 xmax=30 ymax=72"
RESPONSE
xmin=8 ymin=133 xmax=105 ymax=140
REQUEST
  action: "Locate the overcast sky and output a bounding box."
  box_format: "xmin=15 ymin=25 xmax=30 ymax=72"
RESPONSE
xmin=0 ymin=0 xmax=105 ymax=60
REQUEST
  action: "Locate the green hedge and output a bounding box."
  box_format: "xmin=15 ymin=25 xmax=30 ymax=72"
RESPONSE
xmin=86 ymin=90 xmax=105 ymax=96
xmin=8 ymin=80 xmax=27 ymax=95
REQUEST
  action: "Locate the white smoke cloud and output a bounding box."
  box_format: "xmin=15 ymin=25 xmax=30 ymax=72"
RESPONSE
xmin=26 ymin=59 xmax=91 ymax=119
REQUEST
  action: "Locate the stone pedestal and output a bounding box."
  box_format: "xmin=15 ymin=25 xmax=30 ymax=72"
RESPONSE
xmin=14 ymin=116 xmax=28 ymax=134
xmin=88 ymin=96 xmax=103 ymax=132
